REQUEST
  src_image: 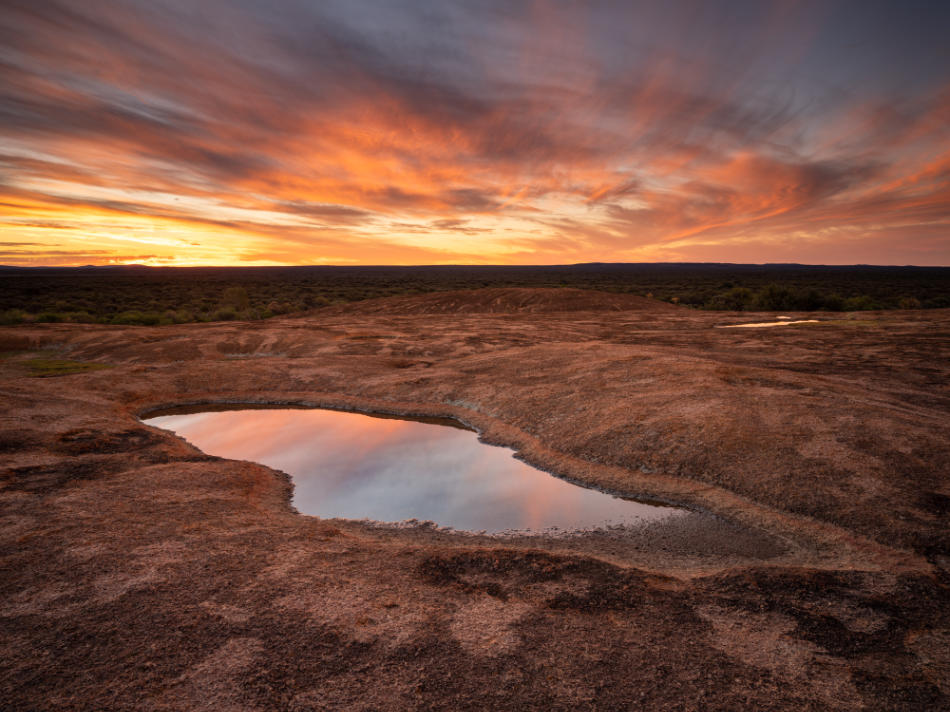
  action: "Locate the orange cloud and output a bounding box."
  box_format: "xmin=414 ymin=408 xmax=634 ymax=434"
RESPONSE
xmin=0 ymin=1 xmax=948 ymax=265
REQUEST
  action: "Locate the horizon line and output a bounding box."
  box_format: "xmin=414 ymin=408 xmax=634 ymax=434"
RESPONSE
xmin=2 ymin=261 xmax=949 ymax=270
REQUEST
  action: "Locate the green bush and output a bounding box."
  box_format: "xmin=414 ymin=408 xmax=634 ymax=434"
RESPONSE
xmin=923 ymin=295 xmax=950 ymax=308
xmin=110 ymin=311 xmax=167 ymax=326
xmin=823 ymin=293 xmax=845 ymax=311
xmin=221 ymin=286 xmax=249 ymax=310
xmin=844 ymin=295 xmax=876 ymax=311
xmin=795 ymin=288 xmax=823 ymax=311
xmin=753 ymin=284 xmax=795 ymax=311
xmin=0 ymin=309 xmax=29 ymax=325
xmin=707 ymin=287 xmax=754 ymax=311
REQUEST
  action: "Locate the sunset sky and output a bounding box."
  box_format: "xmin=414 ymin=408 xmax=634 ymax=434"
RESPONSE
xmin=1 ymin=0 xmax=949 ymax=266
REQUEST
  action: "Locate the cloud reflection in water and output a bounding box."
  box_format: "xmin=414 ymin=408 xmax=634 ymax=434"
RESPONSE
xmin=144 ymin=407 xmax=681 ymax=534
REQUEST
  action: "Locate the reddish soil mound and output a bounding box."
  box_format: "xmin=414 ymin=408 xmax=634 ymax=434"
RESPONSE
xmin=323 ymin=287 xmax=675 ymax=315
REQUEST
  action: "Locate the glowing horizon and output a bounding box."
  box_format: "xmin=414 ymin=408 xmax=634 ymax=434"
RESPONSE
xmin=2 ymin=1 xmax=949 ymax=267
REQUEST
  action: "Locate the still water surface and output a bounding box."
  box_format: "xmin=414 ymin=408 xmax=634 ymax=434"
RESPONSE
xmin=143 ymin=406 xmax=682 ymax=534
xmin=718 ymin=319 xmax=819 ymax=328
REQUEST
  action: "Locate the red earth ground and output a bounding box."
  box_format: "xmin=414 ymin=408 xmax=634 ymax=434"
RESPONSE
xmin=1 ymin=288 xmax=948 ymax=710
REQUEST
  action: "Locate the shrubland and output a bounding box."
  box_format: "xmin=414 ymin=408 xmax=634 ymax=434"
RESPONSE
xmin=1 ymin=263 xmax=947 ymax=324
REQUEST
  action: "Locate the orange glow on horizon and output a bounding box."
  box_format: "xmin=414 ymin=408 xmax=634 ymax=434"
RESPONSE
xmin=1 ymin=2 xmax=949 ymax=267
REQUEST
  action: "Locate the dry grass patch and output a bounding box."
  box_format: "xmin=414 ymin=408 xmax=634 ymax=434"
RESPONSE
xmin=23 ymin=357 xmax=112 ymax=378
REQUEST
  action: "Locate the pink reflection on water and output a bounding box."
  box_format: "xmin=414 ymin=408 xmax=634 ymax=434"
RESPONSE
xmin=144 ymin=407 xmax=682 ymax=534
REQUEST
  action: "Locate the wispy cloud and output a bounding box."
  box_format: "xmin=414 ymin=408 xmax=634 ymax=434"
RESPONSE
xmin=0 ymin=0 xmax=948 ymax=265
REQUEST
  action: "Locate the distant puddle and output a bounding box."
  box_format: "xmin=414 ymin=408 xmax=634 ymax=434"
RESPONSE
xmin=142 ymin=405 xmax=684 ymax=535
xmin=718 ymin=319 xmax=820 ymax=328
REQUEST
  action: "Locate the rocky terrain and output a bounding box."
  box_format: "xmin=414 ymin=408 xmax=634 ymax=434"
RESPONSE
xmin=1 ymin=288 xmax=948 ymax=710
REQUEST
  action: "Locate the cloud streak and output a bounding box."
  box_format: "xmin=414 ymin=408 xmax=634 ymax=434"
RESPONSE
xmin=0 ymin=0 xmax=948 ymax=265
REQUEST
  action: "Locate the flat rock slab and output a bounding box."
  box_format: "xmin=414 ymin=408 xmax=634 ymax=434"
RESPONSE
xmin=1 ymin=289 xmax=948 ymax=710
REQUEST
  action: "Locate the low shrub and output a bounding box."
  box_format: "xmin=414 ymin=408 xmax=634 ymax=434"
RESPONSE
xmin=0 ymin=309 xmax=29 ymax=325
xmin=24 ymin=358 xmax=112 ymax=377
xmin=843 ymin=295 xmax=876 ymax=311
xmin=110 ymin=311 xmax=167 ymax=326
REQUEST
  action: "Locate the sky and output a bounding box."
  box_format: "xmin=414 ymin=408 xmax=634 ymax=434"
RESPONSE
xmin=1 ymin=0 xmax=949 ymax=266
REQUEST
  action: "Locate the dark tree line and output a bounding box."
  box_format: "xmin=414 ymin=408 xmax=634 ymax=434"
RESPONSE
xmin=1 ymin=263 xmax=947 ymax=325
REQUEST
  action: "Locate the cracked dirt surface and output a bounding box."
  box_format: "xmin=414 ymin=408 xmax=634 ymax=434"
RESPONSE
xmin=1 ymin=288 xmax=949 ymax=710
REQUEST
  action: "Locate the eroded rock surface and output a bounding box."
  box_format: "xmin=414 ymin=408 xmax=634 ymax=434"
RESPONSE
xmin=1 ymin=289 xmax=948 ymax=710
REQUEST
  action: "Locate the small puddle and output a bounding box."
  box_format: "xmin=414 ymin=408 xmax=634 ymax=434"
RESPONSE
xmin=142 ymin=405 xmax=684 ymax=535
xmin=717 ymin=319 xmax=820 ymax=328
